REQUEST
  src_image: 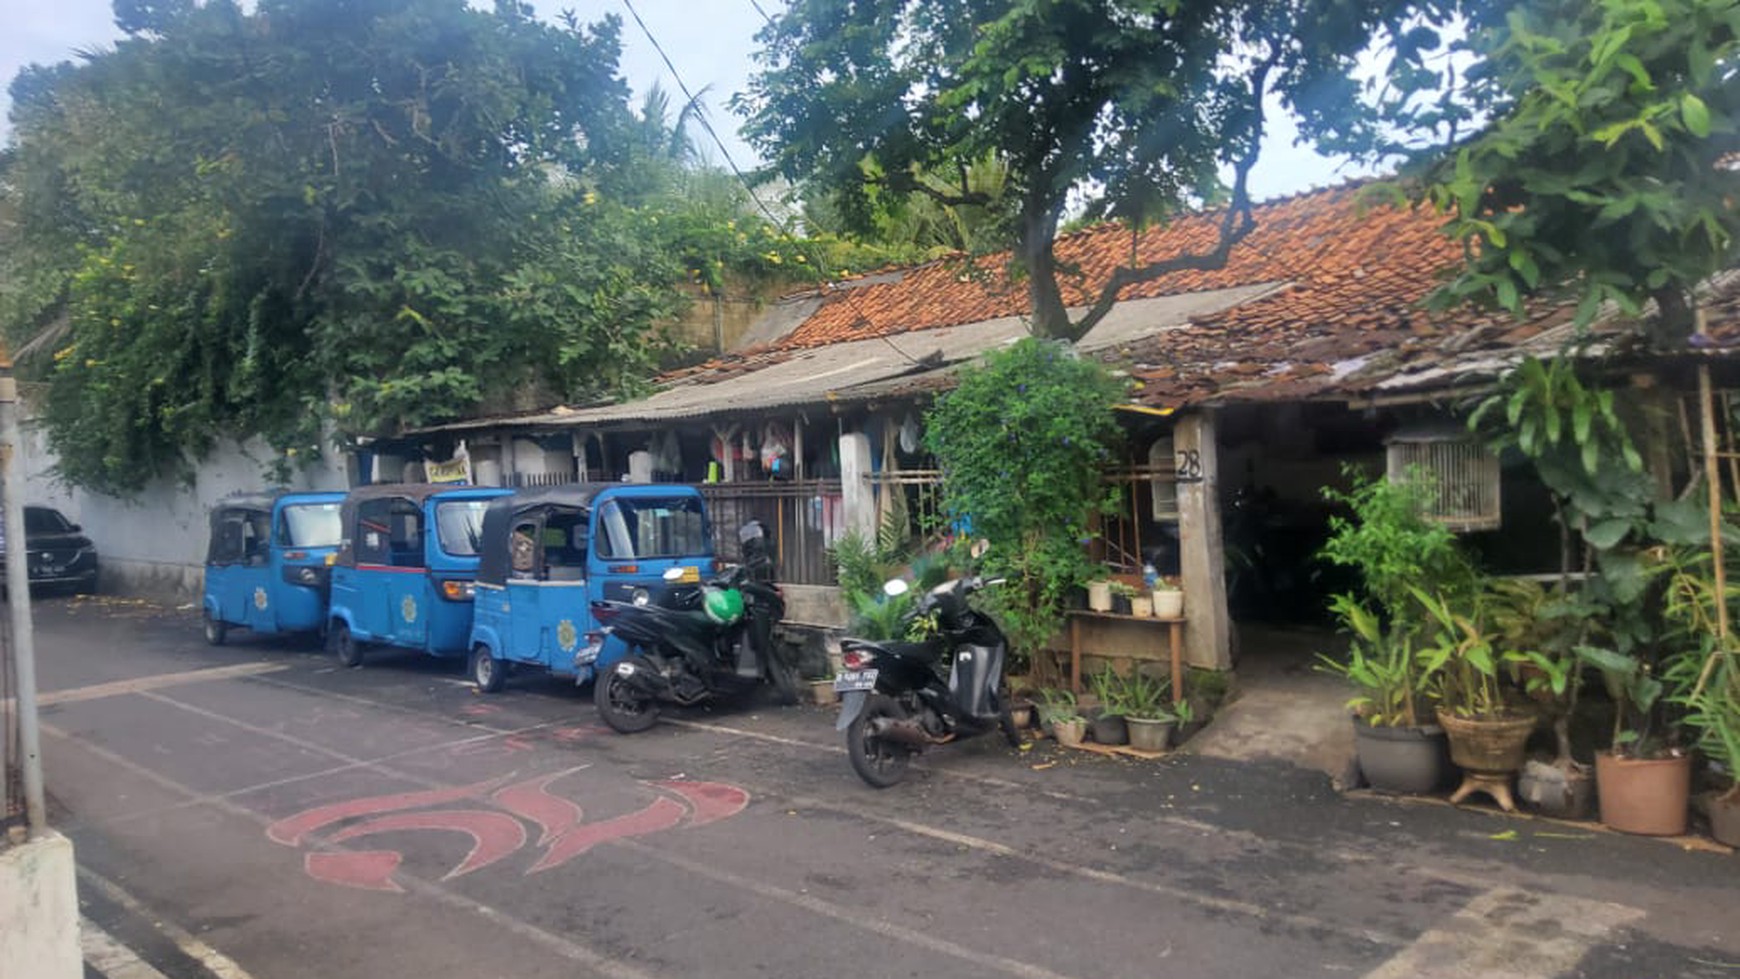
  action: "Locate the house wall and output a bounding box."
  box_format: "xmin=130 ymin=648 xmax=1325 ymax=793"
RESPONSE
xmin=17 ymin=417 xmax=347 ymax=602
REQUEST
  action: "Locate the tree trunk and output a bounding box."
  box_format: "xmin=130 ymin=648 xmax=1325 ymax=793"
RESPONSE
xmin=1017 ymin=197 xmax=1076 ymax=342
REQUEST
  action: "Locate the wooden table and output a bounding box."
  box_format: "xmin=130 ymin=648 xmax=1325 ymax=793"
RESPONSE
xmin=1066 ymin=610 xmax=1185 ymax=704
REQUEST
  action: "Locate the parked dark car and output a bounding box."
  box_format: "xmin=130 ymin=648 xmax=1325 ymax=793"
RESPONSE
xmin=0 ymin=506 xmax=99 ymax=594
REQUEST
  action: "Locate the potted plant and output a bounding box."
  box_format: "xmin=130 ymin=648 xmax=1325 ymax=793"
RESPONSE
xmin=1038 ymin=688 xmax=1087 ymax=747
xmin=1087 ymin=580 xmax=1114 ymax=612
xmin=1318 ymin=467 xmax=1475 ymax=794
xmin=1414 ymin=587 xmax=1537 ymax=811
xmin=1171 ymin=698 xmax=1202 ymax=744
xmin=1120 ymin=671 xmax=1176 ymax=751
xmin=1108 ymin=581 xmax=1138 ymax=615
xmin=1579 ymin=643 xmax=1691 ymax=834
xmin=1316 ymin=594 xmax=1449 ymax=794
xmin=1664 ymin=555 xmax=1740 ymax=844
xmin=1129 ymin=594 xmax=1154 ymax=618
xmin=1152 ymin=578 xmax=1184 ymax=619
xmin=1087 ymin=665 xmax=1129 ymax=745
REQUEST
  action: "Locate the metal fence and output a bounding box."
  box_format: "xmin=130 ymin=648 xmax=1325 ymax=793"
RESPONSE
xmin=700 ymin=480 xmax=843 ymax=586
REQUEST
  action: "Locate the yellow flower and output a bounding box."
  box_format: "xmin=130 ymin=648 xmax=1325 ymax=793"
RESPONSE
xmin=583 ymin=191 xmax=599 ymax=205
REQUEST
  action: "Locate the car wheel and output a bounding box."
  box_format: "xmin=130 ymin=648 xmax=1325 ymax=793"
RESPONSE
xmin=203 ymin=609 xmax=228 ymax=646
xmin=330 ymin=621 xmax=363 ymax=668
xmin=471 ymin=646 xmax=506 ymax=693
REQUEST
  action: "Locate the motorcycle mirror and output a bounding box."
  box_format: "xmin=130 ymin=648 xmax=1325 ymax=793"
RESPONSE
xmin=662 ymin=566 xmax=685 ymax=582
xmin=969 ymin=539 xmax=991 ymax=559
xmin=882 ymin=579 xmax=910 ymax=598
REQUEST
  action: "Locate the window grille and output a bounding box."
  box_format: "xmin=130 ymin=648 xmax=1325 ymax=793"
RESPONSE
xmin=1386 ymin=429 xmax=1501 ymax=532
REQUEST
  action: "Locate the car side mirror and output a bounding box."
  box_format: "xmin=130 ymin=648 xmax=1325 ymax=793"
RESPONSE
xmin=69 ymin=523 xmax=82 ymax=533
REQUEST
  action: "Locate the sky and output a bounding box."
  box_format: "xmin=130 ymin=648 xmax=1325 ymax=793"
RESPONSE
xmin=0 ymin=0 xmax=1376 ymax=203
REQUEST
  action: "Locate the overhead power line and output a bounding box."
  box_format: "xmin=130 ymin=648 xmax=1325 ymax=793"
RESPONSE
xmin=618 ymin=0 xmax=924 ymax=367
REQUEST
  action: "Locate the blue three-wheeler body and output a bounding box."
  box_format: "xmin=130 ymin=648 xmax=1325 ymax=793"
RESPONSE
xmin=326 ymin=483 xmax=512 ymax=667
xmin=466 ymin=484 xmax=716 ymax=692
xmin=202 ymin=491 xmax=346 ymax=645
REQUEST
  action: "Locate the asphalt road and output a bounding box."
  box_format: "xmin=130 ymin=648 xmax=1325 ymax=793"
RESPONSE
xmin=26 ymin=595 xmax=1740 ymax=979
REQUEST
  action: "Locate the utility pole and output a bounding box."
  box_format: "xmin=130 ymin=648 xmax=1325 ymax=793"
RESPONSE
xmin=0 ymin=346 xmax=46 ymax=837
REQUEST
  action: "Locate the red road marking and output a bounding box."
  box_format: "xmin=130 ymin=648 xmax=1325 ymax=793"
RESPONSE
xmin=267 ymin=777 xmax=509 ymax=846
xmin=450 ymin=735 xmax=536 ymax=758
xmin=528 ymin=797 xmax=687 ymax=874
xmin=548 ymin=725 xmax=606 ymax=744
xmin=326 ymin=810 xmax=528 ymax=880
xmin=305 ymin=850 xmax=405 ymax=893
xmin=657 ymin=781 xmax=750 ymax=827
xmin=458 ymin=704 xmax=501 ymax=717
xmin=493 ymin=773 xmax=586 ymax=846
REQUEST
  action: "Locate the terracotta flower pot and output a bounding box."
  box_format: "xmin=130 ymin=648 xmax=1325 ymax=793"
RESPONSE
xmin=1052 ymin=718 xmax=1087 ymax=747
xmin=1595 ymin=751 xmax=1692 ymax=836
xmin=1435 ymin=710 xmax=1535 ymax=775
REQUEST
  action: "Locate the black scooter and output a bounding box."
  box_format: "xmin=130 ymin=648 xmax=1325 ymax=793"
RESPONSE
xmin=835 ymin=575 xmax=1020 ymax=787
xmin=591 ymin=523 xmax=798 ymax=733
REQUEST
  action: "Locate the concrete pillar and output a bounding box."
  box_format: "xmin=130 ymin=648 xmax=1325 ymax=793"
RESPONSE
xmin=1175 ymin=410 xmax=1232 ymax=671
xmin=0 ymin=831 xmax=82 ymax=979
xmin=839 ymin=432 xmax=876 ymax=541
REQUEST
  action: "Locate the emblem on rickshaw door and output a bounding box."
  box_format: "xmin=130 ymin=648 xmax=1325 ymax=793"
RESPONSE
xmin=253 ymin=586 xmax=269 ymax=610
xmin=556 ymin=619 xmax=578 ymax=653
xmin=401 ymin=594 xmax=418 ymax=623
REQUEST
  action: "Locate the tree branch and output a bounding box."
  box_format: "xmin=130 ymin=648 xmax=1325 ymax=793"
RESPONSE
xmin=1064 ymin=50 xmax=1278 ymax=342
xmin=867 ymin=171 xmax=991 ymax=208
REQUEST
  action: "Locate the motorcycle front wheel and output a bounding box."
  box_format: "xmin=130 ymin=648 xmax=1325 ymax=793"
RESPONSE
xmin=594 ymin=660 xmax=660 ymax=734
xmin=846 ymin=694 xmax=914 ymax=788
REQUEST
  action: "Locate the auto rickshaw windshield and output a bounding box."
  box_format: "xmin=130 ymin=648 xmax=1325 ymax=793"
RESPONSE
xmin=280 ymin=503 xmax=343 ymax=548
xmin=595 ymin=497 xmax=711 ymax=559
xmin=435 ymin=499 xmax=491 ymax=556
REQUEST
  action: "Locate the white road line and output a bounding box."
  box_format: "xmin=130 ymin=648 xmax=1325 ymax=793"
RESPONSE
xmin=773 ymin=791 xmax=1411 ymax=948
xmin=1362 ymin=886 xmax=1644 ymax=979
xmin=82 ymin=915 xmax=171 ymax=979
xmin=668 ymin=717 xmax=1089 ymax=801
xmin=79 ymin=872 xmax=258 ymax=979
xmin=621 ymin=840 xmax=1088 ymax=979
xmin=50 ymin=725 xmax=661 ymax=979
xmin=6 ymin=662 xmax=288 ymax=709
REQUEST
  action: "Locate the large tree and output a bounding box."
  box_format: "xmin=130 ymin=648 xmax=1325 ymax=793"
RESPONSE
xmin=0 ymin=0 xmax=683 ymax=494
xmin=1401 ymin=0 xmax=1740 ymax=345
xmin=737 ymin=0 xmax=1465 ymax=342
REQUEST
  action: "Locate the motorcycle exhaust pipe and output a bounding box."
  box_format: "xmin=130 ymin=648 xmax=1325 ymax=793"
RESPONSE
xmin=868 ymin=716 xmax=949 ymax=746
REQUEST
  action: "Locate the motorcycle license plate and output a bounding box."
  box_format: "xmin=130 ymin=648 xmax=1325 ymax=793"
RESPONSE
xmin=833 ymin=668 xmax=878 ymax=693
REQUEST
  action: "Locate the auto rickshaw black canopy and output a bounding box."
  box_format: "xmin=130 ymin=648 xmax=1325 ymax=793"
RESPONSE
xmin=207 ymin=492 xmax=287 ymax=565
xmin=474 ymin=484 xmax=616 ymax=586
xmin=332 ymin=483 xmax=454 ymax=569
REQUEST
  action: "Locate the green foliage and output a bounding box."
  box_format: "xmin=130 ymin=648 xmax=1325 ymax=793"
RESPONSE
xmin=1116 ymin=671 xmax=1174 ymax=723
xmin=1088 ymin=665 xmax=1127 ymax=719
xmin=1320 ymin=465 xmax=1478 ymax=621
xmin=1411 ymin=587 xmax=1516 ymax=720
xmin=1036 ymin=687 xmax=1083 ymax=725
xmin=925 ymin=338 xmax=1125 ymax=658
xmin=739 ymin=0 xmax=1458 ymax=341
xmin=1317 ymin=593 xmax=1429 ymax=727
xmin=1403 ymin=0 xmax=1740 ymax=342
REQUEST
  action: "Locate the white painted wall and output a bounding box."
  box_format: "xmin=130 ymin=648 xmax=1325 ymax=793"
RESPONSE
xmin=0 ymin=832 xmax=81 ymax=979
xmin=17 ymin=416 xmax=347 ymax=602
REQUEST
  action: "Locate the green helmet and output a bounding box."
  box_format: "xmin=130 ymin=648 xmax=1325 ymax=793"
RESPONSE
xmin=703 ymin=585 xmax=744 ymax=625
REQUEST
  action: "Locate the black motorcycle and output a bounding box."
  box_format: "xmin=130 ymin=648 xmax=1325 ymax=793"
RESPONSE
xmin=835 ymin=575 xmax=1020 ymax=787
xmin=591 ymin=523 xmax=798 ymax=733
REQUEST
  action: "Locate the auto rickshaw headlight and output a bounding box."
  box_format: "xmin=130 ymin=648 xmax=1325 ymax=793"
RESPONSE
xmin=631 ymin=588 xmax=651 ymax=607
xmin=441 ymin=580 xmax=476 ymax=602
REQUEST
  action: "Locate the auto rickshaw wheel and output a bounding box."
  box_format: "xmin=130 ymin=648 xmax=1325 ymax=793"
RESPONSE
xmin=471 ymin=646 xmax=506 ymax=694
xmin=594 ymin=661 xmax=659 ymax=734
xmin=202 ymin=609 xmax=227 ymax=646
xmin=330 ymin=622 xmax=363 ymax=668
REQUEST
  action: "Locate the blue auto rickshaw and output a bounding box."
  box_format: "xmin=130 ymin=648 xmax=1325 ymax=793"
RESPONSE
xmin=326 ymin=483 xmax=512 ymax=668
xmin=203 ymin=491 xmax=346 ymax=645
xmin=466 ymin=484 xmax=716 ymax=692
